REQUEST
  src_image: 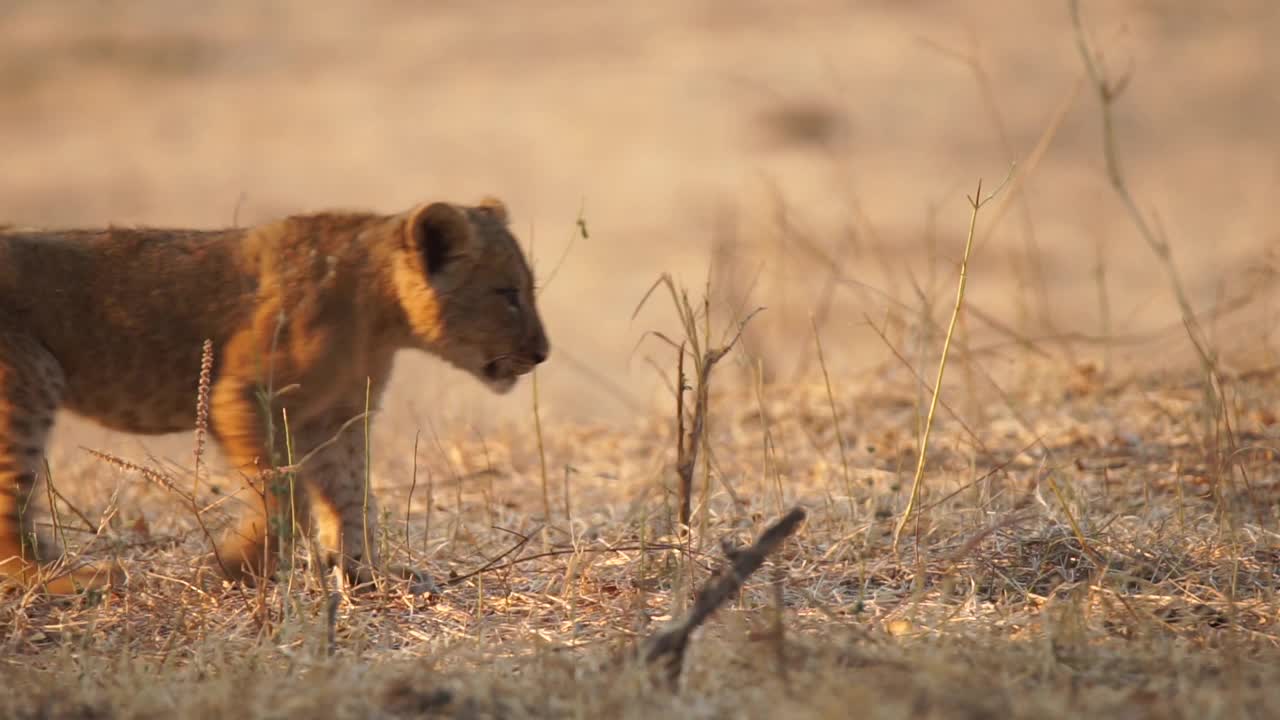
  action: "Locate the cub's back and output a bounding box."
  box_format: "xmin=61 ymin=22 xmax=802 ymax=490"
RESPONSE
xmin=0 ymin=227 xmax=255 ymax=433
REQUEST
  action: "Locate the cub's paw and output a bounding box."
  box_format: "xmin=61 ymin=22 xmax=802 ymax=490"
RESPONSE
xmin=346 ymin=563 xmax=439 ymax=596
xmin=37 ymin=559 xmax=126 ymax=596
xmin=387 ymin=564 xmax=440 ymax=596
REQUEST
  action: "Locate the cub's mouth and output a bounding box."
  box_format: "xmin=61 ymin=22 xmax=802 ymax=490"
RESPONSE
xmin=481 ymin=355 xmax=538 ymax=394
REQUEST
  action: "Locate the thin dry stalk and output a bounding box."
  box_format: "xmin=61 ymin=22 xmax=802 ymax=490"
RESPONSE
xmin=697 ymin=288 xmax=713 ymax=546
xmin=536 ymin=201 xmax=587 ymax=295
xmin=769 ymin=562 xmax=790 ymax=692
xmin=893 ymin=174 xmax=1009 ymax=550
xmin=1042 ymin=470 xmax=1105 ymax=567
xmin=1093 ymin=233 xmax=1113 ymax=374
xmin=811 ymin=317 xmax=852 ymax=514
xmin=41 ymin=463 xmax=68 ymax=565
xmin=675 ymin=341 xmax=688 ymax=527
xmin=362 ymin=376 xmax=375 ymax=591
xmin=750 ymin=358 xmax=786 ymax=516
xmin=561 ymin=465 xmax=573 ymax=529
xmin=424 ymin=427 xmax=437 ymax=557
xmin=528 ymin=206 xmax=578 ymax=533
xmin=280 ymin=406 xmax=302 ymax=599
xmin=324 ymin=591 xmax=339 ymax=657
xmin=533 ymin=368 xmax=551 ymax=528
xmin=422 ymin=424 xmax=459 ymax=547
xmin=254 ymin=310 xmax=291 ymax=590
xmin=478 ymin=430 xmax=496 ymax=530
xmin=405 ymin=429 xmax=420 ymax=548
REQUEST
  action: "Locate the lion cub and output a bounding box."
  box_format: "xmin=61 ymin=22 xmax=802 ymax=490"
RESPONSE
xmin=0 ymin=197 xmax=549 ymax=593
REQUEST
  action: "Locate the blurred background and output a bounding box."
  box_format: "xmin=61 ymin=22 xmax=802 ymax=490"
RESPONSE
xmin=2 ymin=0 xmax=1276 ymax=445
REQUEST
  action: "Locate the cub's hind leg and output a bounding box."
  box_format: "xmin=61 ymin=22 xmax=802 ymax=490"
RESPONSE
xmin=207 ymin=376 xmax=314 ymax=585
xmin=0 ymin=332 xmax=117 ymax=593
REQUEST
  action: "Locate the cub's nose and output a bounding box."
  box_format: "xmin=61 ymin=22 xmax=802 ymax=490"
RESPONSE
xmin=531 ymin=343 xmax=549 ymax=365
xmin=529 ymin=334 xmax=550 ymax=365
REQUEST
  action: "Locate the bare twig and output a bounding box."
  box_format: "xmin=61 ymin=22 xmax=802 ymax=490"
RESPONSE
xmin=636 ymin=273 xmax=763 ymax=531
xmin=676 ymin=308 xmax=763 ymax=528
xmin=444 ymin=524 xmax=542 ymax=585
xmin=447 ymin=535 xmax=710 ymax=586
xmin=1068 ymin=0 xmax=1211 ymax=366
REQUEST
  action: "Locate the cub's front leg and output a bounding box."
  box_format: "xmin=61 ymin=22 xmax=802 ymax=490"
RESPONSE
xmin=291 ymin=407 xmax=435 ymax=593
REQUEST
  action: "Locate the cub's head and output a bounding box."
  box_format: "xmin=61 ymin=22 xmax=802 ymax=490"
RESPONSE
xmin=390 ymin=197 xmax=550 ymax=393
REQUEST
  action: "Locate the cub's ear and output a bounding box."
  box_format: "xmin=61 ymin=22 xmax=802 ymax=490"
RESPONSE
xmin=476 ymin=195 xmax=509 ymax=225
xmin=408 ymin=202 xmax=477 ymax=276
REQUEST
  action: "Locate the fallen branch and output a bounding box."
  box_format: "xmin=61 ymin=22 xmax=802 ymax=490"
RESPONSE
xmin=642 ymin=506 xmax=807 ymax=684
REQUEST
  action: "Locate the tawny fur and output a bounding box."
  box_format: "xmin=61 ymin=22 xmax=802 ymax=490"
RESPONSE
xmin=0 ymin=198 xmax=549 ymax=593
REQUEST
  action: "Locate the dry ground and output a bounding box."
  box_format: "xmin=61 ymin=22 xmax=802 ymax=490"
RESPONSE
xmin=6 ymin=362 xmax=1280 ymax=719
xmin=3 ymin=1 xmax=1280 ymax=718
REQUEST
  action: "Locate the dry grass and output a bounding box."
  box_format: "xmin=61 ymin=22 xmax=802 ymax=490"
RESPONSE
xmin=5 ymin=358 xmax=1280 ymax=719
xmin=4 ymin=1 xmax=1280 ymax=718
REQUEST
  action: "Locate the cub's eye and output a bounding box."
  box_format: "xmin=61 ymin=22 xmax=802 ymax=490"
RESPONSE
xmin=496 ymin=287 xmax=520 ymax=310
